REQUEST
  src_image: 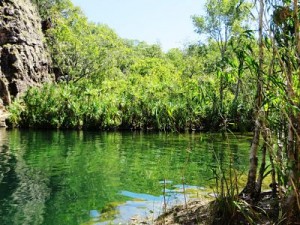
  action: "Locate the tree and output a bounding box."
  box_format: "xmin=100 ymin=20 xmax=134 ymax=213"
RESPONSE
xmin=269 ymin=0 xmax=300 ymax=221
xmin=44 ymin=0 xmax=129 ymax=85
xmin=31 ymin=0 xmax=63 ymax=19
xmin=192 ymin=0 xmax=252 ymax=120
xmin=242 ymin=0 xmax=264 ymax=198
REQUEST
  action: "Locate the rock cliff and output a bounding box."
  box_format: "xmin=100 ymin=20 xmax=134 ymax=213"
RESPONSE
xmin=0 ymin=0 xmax=53 ymax=107
xmin=0 ymin=0 xmax=53 ymax=126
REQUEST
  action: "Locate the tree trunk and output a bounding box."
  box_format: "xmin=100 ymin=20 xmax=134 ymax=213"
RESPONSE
xmin=241 ymin=0 xmax=264 ymax=199
xmin=293 ymin=0 xmax=300 ymax=178
xmin=286 ymin=61 xmax=296 ymax=183
xmin=256 ymin=125 xmax=268 ymax=195
xmin=283 ymin=2 xmax=300 ymax=224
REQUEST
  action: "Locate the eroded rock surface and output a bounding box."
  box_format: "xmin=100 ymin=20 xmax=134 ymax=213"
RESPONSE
xmin=0 ymin=0 xmax=53 ymax=108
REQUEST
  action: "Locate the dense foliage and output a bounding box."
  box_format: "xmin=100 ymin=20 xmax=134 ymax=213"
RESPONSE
xmin=11 ymin=0 xmax=255 ymax=131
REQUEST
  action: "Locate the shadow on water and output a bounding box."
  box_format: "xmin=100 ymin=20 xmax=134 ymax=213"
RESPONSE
xmin=0 ymin=129 xmax=252 ymax=225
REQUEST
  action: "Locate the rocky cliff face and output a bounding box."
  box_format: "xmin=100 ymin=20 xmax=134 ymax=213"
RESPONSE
xmin=0 ymin=0 xmax=53 ymax=108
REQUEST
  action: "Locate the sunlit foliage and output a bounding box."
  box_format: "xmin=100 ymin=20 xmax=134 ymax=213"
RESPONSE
xmin=11 ymin=0 xmax=255 ymax=132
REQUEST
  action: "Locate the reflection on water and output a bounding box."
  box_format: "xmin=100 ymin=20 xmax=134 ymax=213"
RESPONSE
xmin=0 ymin=129 xmax=251 ymax=225
xmin=0 ymin=129 xmax=50 ymax=225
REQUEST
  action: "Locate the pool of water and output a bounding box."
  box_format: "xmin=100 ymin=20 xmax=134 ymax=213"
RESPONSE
xmin=0 ymin=129 xmax=252 ymax=225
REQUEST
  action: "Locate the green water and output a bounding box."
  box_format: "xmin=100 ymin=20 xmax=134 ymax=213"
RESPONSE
xmin=0 ymin=129 xmax=252 ymax=225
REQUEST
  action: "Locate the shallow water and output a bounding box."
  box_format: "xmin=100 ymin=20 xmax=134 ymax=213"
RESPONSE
xmin=0 ymin=129 xmax=251 ymax=225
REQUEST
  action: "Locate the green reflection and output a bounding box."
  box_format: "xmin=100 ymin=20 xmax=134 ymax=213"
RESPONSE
xmin=0 ymin=130 xmax=251 ymax=225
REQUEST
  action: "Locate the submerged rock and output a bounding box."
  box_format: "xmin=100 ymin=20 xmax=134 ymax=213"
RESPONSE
xmin=0 ymin=0 xmax=53 ymax=108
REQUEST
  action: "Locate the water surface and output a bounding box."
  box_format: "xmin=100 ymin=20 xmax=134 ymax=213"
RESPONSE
xmin=0 ymin=129 xmax=251 ymax=224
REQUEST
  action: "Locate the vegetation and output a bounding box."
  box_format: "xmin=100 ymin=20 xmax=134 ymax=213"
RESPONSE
xmin=6 ymin=0 xmax=300 ymax=224
xmin=9 ymin=0 xmax=255 ymax=131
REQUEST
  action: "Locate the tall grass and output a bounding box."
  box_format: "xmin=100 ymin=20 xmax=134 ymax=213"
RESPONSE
xmin=208 ymin=133 xmax=265 ymax=225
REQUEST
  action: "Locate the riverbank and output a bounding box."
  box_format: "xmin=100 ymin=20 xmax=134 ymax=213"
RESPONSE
xmin=128 ymin=198 xmax=211 ymax=225
xmin=153 ymin=199 xmax=211 ymax=225
xmin=143 ymin=191 xmax=279 ymax=225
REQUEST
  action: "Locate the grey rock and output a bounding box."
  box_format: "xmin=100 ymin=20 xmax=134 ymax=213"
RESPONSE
xmin=0 ymin=0 xmax=54 ymax=109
